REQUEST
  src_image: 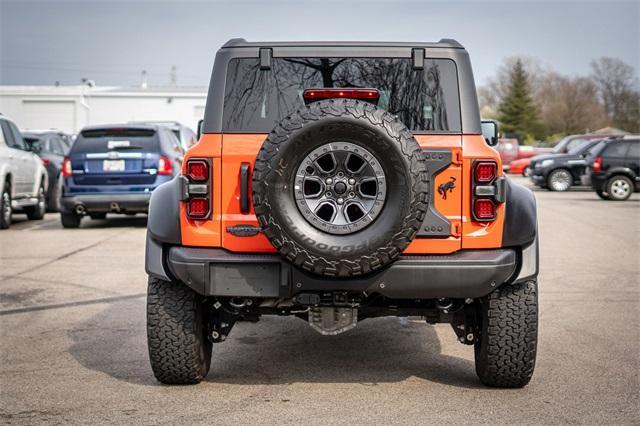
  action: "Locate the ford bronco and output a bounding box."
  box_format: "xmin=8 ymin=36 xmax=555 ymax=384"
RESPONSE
xmin=145 ymin=39 xmax=539 ymax=388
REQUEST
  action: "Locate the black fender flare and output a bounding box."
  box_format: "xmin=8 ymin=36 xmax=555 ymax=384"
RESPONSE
xmin=145 ymin=176 xmax=185 ymax=280
xmin=502 ymin=177 xmax=537 ymax=248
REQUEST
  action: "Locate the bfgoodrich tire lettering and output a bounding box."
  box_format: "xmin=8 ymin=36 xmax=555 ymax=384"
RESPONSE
xmin=147 ymin=277 xmax=212 ymax=384
xmin=252 ymin=99 xmax=429 ymax=277
xmin=474 ymin=280 xmax=538 ymax=388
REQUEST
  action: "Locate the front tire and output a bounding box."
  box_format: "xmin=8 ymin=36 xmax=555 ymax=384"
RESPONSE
xmin=547 ymin=169 xmax=572 ymax=192
xmin=0 ymin=182 xmax=12 ymax=229
xmin=474 ymin=280 xmax=538 ymax=388
xmin=523 ymin=166 xmax=531 ymax=177
xmin=606 ymin=175 xmax=633 ymax=201
xmin=24 ymin=183 xmax=46 ymax=220
xmin=147 ymin=277 xmax=212 ymax=384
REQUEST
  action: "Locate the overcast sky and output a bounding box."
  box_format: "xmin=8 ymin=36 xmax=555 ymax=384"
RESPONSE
xmin=1 ymin=0 xmax=638 ymax=87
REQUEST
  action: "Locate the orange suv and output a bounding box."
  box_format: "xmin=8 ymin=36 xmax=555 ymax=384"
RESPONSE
xmin=145 ymin=39 xmax=539 ymax=388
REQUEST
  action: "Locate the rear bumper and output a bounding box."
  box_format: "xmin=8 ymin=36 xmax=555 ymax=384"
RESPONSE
xmin=151 ymin=243 xmax=536 ymax=299
xmin=60 ymin=193 xmax=151 ymax=214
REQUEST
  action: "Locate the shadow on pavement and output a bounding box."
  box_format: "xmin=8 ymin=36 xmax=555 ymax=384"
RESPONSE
xmin=68 ymin=298 xmax=481 ymax=389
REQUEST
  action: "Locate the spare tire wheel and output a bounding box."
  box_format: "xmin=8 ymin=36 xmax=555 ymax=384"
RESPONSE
xmin=252 ymin=99 xmax=429 ymax=277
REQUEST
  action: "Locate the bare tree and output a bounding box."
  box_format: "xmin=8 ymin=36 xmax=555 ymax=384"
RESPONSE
xmin=590 ymin=57 xmax=640 ymax=132
xmin=538 ymin=73 xmax=608 ymax=135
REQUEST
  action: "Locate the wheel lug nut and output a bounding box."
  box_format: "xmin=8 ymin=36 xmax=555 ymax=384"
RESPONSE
xmin=326 ymin=192 xmax=332 ymax=197
xmin=337 ymin=198 xmax=344 ymax=204
xmin=348 ymin=178 xmax=355 ymax=185
xmin=349 ymin=192 xmax=355 ymax=198
xmin=325 ymin=178 xmax=333 ymax=185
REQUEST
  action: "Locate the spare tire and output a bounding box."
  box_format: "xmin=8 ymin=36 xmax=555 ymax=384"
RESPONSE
xmin=252 ymin=99 xmax=429 ymax=277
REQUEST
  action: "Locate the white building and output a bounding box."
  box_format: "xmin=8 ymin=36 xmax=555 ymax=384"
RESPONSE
xmin=0 ymin=85 xmax=207 ymax=134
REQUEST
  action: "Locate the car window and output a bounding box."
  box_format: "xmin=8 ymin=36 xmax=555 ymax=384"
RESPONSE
xmin=51 ymin=136 xmax=66 ymax=155
xmin=603 ymin=142 xmax=629 ymax=157
xmin=564 ymin=138 xmax=588 ymax=152
xmin=626 ymin=142 xmax=640 ymax=158
xmin=223 ymin=57 xmax=462 ymax=133
xmin=568 ymin=139 xmax=600 ymax=155
xmin=0 ymin=124 xmax=6 ymax=146
xmin=72 ymin=128 xmax=159 ymax=154
xmin=8 ymin=121 xmax=27 ymax=150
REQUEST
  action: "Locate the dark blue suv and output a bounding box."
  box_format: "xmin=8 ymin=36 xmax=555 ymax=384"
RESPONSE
xmin=60 ymin=124 xmax=184 ymax=228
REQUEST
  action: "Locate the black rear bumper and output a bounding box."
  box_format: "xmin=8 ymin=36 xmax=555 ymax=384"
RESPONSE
xmin=60 ymin=193 xmax=151 ymax=214
xmin=161 ymin=246 xmax=522 ymax=299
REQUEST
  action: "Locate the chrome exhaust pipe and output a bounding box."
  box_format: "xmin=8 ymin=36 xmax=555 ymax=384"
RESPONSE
xmin=74 ymin=204 xmax=86 ymax=216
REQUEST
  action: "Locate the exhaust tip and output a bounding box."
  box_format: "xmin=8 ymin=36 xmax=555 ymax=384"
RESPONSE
xmin=74 ymin=204 xmax=86 ymax=215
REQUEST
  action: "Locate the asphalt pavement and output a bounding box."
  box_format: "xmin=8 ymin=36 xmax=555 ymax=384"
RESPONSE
xmin=1 ymin=177 xmax=638 ymax=424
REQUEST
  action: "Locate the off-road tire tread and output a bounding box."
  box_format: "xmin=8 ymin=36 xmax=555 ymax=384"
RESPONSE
xmin=147 ymin=277 xmax=211 ymax=384
xmin=253 ymin=99 xmax=429 ymax=277
xmin=475 ymin=280 xmax=538 ymax=388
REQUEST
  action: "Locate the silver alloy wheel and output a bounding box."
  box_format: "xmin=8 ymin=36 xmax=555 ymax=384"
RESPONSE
xmin=2 ymin=190 xmax=11 ymax=224
xmin=610 ymin=178 xmax=631 ymax=199
xmin=294 ymin=142 xmax=386 ymax=235
xmin=549 ymin=169 xmax=572 ymax=191
xmin=523 ymin=167 xmax=531 ymax=177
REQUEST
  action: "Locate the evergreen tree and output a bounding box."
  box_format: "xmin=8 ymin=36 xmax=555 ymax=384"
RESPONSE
xmin=497 ymin=59 xmax=543 ymax=140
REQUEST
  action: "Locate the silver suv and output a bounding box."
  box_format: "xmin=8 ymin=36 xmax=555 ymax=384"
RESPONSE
xmin=0 ymin=115 xmax=48 ymax=229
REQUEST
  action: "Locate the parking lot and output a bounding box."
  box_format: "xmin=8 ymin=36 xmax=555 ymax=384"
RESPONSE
xmin=0 ymin=177 xmax=638 ymax=424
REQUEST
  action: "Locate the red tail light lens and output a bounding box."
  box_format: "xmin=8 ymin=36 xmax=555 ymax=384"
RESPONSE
xmin=158 ymin=156 xmax=173 ymax=175
xmin=186 ymin=159 xmax=209 ymax=182
xmin=187 ymin=197 xmax=209 ymax=219
xmin=303 ymin=88 xmax=380 ymax=103
xmin=474 ymin=161 xmax=497 ymax=183
xmin=41 ymin=158 xmax=50 ymax=167
xmin=473 ymin=199 xmax=497 ymax=221
xmin=61 ymin=157 xmax=72 ymax=177
xmin=592 ymin=156 xmax=602 ymax=173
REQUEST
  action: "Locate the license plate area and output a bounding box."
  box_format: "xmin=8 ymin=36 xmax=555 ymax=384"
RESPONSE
xmin=103 ymin=159 xmax=125 ymax=172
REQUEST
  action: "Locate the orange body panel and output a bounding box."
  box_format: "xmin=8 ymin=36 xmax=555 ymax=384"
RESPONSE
xmin=180 ymin=132 xmax=505 ymax=253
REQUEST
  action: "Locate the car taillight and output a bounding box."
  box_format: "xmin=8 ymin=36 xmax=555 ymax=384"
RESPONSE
xmin=592 ymin=156 xmax=602 ymax=173
xmin=158 ymin=156 xmax=173 ymax=175
xmin=303 ymin=88 xmax=380 ymax=104
xmin=473 ymin=199 xmax=496 ymax=220
xmin=186 ymin=159 xmax=209 ymax=182
xmin=184 ymin=158 xmax=211 ymax=220
xmin=474 ymin=162 xmax=497 ymax=183
xmin=187 ymin=197 xmax=209 ymax=219
xmin=41 ymin=158 xmax=50 ymax=167
xmin=61 ymin=157 xmax=72 ymax=177
xmin=472 ymin=160 xmax=501 ymax=222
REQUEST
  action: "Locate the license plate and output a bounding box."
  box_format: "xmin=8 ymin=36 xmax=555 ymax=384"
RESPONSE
xmin=103 ymin=160 xmax=125 ymax=172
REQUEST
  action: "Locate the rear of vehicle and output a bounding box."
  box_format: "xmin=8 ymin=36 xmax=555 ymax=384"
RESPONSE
xmin=145 ymin=40 xmax=539 ymax=388
xmin=585 ymin=137 xmax=640 ymax=200
xmin=59 ymin=125 xmax=181 ymax=227
xmin=23 ymin=131 xmax=68 ymax=211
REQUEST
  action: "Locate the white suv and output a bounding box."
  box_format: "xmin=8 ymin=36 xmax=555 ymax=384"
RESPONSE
xmin=0 ymin=115 xmax=48 ymax=229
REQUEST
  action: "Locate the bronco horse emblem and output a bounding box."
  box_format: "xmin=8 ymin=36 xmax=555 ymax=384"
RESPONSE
xmin=438 ymin=177 xmax=456 ymax=200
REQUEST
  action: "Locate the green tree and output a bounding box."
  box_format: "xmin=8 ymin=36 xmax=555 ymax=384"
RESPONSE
xmin=497 ymin=59 xmax=543 ymax=141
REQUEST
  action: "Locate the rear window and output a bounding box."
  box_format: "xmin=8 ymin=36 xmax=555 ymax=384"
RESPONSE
xmin=603 ymin=141 xmax=630 ymax=157
xmin=72 ymin=128 xmax=159 ymax=153
xmin=222 ymin=57 xmax=461 ymax=133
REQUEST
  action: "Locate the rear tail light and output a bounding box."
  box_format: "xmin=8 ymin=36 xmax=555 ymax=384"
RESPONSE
xmin=61 ymin=157 xmax=72 ymax=177
xmin=186 ymin=159 xmax=209 ymax=182
xmin=303 ymin=88 xmax=380 ymax=104
xmin=592 ymin=156 xmax=602 ymax=173
xmin=184 ymin=158 xmax=211 ymax=220
xmin=186 ymin=197 xmax=209 ymax=219
xmin=473 ymin=199 xmax=496 ymax=220
xmin=158 ymin=156 xmax=173 ymax=175
xmin=472 ymin=160 xmax=500 ymax=222
xmin=41 ymin=158 xmax=50 ymax=167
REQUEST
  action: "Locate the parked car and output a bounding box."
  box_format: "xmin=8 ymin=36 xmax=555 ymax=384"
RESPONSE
xmin=145 ymin=38 xmax=539 ymax=388
xmin=582 ymin=136 xmax=639 ymax=200
xmin=511 ymin=134 xmax=615 ymax=177
xmin=59 ymin=124 xmax=184 ymax=228
xmin=23 ymin=130 xmax=71 ymax=211
xmin=130 ymin=121 xmax=196 ymax=151
xmin=494 ymin=138 xmax=519 ymax=168
xmin=0 ymin=115 xmax=48 ymax=229
xmin=529 ymin=138 xmax=609 ymax=191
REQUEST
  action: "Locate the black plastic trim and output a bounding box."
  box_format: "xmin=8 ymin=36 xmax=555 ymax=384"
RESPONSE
xmin=167 ymin=246 xmax=517 ymax=299
xmin=239 ymin=162 xmax=250 ymax=213
xmin=501 ymin=177 xmax=537 ymax=247
xmin=417 ymin=148 xmax=452 ymax=237
xmin=146 ymin=176 xmax=183 ymax=244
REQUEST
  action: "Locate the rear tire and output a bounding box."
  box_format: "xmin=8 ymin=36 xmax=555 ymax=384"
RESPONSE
xmin=0 ymin=182 xmax=12 ymax=229
xmin=24 ymin=183 xmax=46 ymax=220
xmin=474 ymin=280 xmax=538 ymax=388
xmin=523 ymin=166 xmax=531 ymax=177
xmin=47 ymin=176 xmax=61 ymax=212
xmin=147 ymin=277 xmax=212 ymax=385
xmin=606 ymin=175 xmax=633 ymax=201
xmin=60 ymin=212 xmax=81 ymax=228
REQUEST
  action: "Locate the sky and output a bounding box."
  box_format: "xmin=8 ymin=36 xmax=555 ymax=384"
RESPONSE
xmin=1 ymin=0 xmax=638 ymax=87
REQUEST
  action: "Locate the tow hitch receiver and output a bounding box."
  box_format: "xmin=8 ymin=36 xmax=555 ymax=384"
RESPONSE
xmin=309 ymin=307 xmax=358 ymax=335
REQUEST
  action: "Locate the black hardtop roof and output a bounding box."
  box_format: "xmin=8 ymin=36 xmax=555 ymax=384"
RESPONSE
xmin=221 ymin=38 xmax=464 ymax=50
